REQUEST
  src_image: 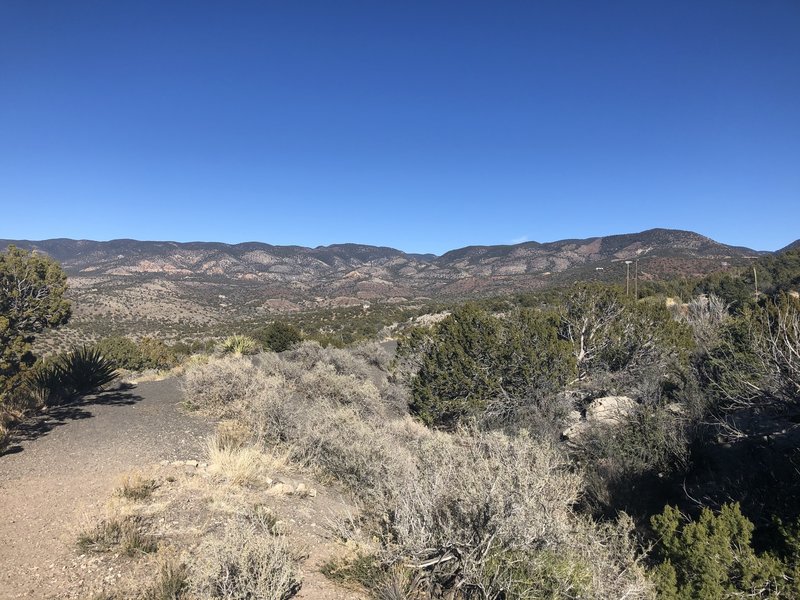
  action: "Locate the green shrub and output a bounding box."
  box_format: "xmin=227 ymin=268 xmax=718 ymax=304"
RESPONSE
xmin=137 ymin=337 xmax=179 ymax=370
xmin=95 ymin=336 xmax=178 ymax=371
xmin=576 ymin=403 xmax=690 ymax=514
xmin=254 ymin=322 xmax=302 ymax=352
xmin=699 ymin=294 xmax=800 ymax=410
xmin=695 ymin=273 xmax=755 ymax=314
xmin=95 ymin=336 xmax=142 ymax=370
xmin=650 ymin=503 xmax=799 ymax=599
xmin=27 ymin=359 xmax=68 ymax=406
xmin=693 ymin=247 xmax=800 ymax=311
xmin=558 ymin=283 xmax=694 ymax=383
xmin=482 ymin=548 xmax=595 ymax=599
xmin=402 ymin=304 xmax=575 ymax=428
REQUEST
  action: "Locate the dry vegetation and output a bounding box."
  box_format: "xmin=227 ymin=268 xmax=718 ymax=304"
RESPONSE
xmin=177 ymin=342 xmax=654 ymax=599
xmin=66 ymin=278 xmax=800 ymax=599
xmin=75 ymin=439 xmax=360 ymax=600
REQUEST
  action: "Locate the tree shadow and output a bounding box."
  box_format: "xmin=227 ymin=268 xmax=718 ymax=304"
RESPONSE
xmin=682 ymin=429 xmax=800 ymax=548
xmin=1 ymin=384 xmax=143 ymax=456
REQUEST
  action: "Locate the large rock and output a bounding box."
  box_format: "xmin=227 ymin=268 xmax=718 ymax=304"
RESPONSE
xmin=585 ymin=396 xmax=637 ymax=424
xmin=561 ymin=396 xmax=638 ymax=444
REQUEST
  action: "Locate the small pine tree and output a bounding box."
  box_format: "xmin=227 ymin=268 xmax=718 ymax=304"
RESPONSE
xmin=650 ymin=503 xmax=799 ymax=599
xmin=255 ymin=322 xmax=302 ymax=352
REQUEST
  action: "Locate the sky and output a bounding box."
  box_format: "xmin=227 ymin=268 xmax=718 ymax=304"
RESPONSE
xmin=0 ymin=1 xmax=798 ymax=254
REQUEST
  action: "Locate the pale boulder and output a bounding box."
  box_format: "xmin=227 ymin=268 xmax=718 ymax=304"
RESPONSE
xmin=585 ymin=396 xmax=637 ymax=425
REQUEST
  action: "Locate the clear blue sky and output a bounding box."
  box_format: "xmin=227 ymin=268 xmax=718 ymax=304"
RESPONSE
xmin=1 ymin=1 xmax=798 ymax=254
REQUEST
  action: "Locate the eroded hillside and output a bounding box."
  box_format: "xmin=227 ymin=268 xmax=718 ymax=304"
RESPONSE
xmin=2 ymin=229 xmax=761 ymax=341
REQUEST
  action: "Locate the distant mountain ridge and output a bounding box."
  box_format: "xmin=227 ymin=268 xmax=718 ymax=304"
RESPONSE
xmin=778 ymin=239 xmax=800 ymax=253
xmin=1 ymin=228 xmax=762 ymax=279
xmin=0 ymin=228 xmax=771 ymax=330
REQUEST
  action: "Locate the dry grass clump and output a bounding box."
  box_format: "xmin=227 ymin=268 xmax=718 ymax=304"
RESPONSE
xmin=190 ymin=512 xmax=301 ymax=599
xmin=140 ymin=556 xmax=190 ymax=600
xmin=77 ymin=516 xmax=158 ymax=557
xmin=372 ymin=565 xmax=420 ymax=600
xmin=90 ymin=593 xmax=119 ymax=600
xmin=184 ymin=344 xmax=406 ymax=486
xmin=116 ymin=471 xmax=158 ymax=501
xmin=296 ymin=404 xmax=413 ymax=492
xmin=207 ymin=439 xmax=265 ymax=486
xmin=377 ymin=431 xmax=581 ymax=554
xmin=349 ymin=341 xmax=393 ymax=371
xmin=284 ymin=341 xmax=376 ymax=382
xmin=206 ymin=432 xmax=288 ymax=486
xmin=250 ymin=354 xmax=411 ymax=491
xmin=297 ymin=363 xmax=381 ymax=414
xmin=214 ymin=419 xmax=252 ymax=450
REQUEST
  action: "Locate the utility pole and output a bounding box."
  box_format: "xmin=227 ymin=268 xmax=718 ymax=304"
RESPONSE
xmin=746 ymin=257 xmax=759 ymax=298
xmin=625 ymin=261 xmax=632 ymax=296
xmin=753 ymin=265 xmax=759 ymax=297
xmin=634 ymin=258 xmax=639 ymax=300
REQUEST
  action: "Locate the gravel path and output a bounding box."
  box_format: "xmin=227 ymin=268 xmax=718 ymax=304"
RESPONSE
xmin=0 ymin=378 xmax=212 ymax=599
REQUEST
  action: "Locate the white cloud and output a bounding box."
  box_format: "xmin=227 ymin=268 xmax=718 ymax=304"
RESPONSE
xmin=510 ymin=235 xmax=528 ymax=244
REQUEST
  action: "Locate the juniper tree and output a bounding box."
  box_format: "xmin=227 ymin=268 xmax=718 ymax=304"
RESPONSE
xmin=0 ymin=245 xmax=71 ymax=402
xmin=406 ymin=304 xmax=575 ymax=428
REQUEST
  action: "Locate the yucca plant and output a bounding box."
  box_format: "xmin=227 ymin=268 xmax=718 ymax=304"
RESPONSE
xmin=27 ymin=360 xmax=68 ymax=406
xmin=219 ymin=334 xmax=259 ymax=356
xmin=28 ymin=346 xmax=117 ymax=405
xmin=59 ymin=345 xmax=117 ymax=395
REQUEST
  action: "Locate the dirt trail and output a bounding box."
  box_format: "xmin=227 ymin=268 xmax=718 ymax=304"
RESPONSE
xmin=0 ymin=378 xmax=368 ymax=600
xmin=0 ymin=379 xmax=211 ymax=599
